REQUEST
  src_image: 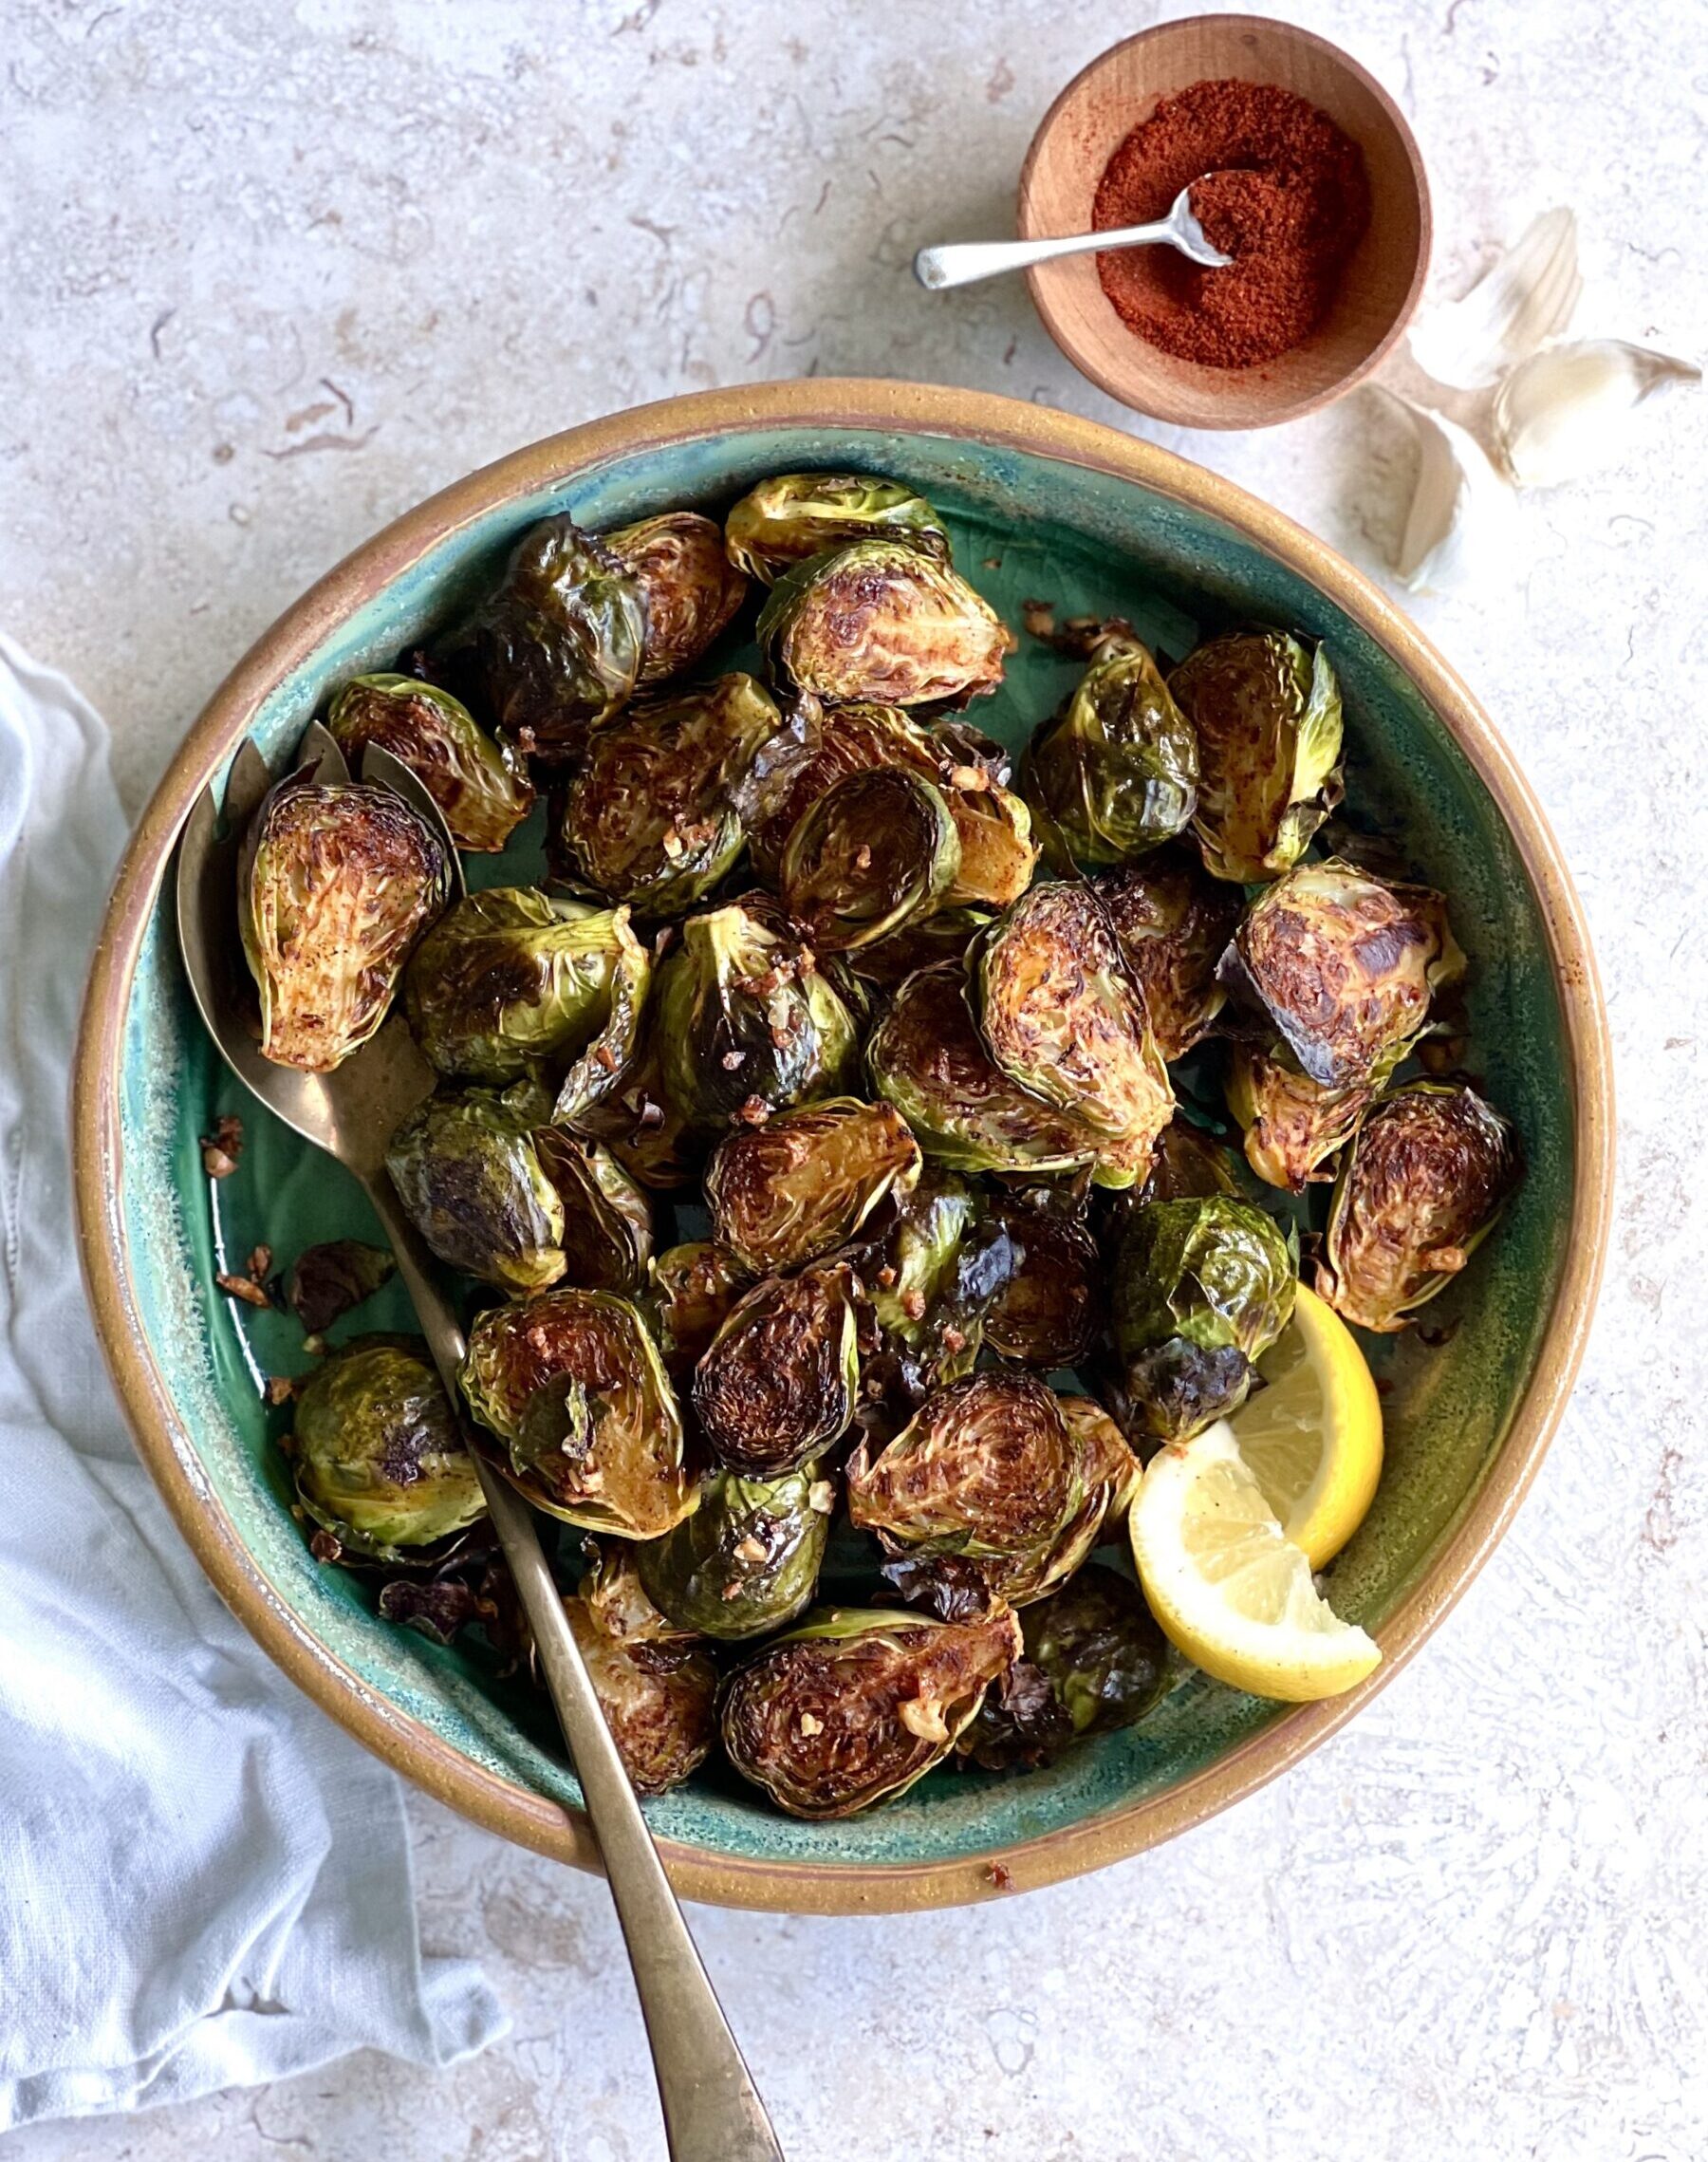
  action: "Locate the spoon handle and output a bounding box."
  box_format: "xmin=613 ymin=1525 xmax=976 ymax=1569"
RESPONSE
xmin=362 ymin=1173 xmax=786 ymax=2162
xmin=914 ymin=219 xmax=1172 ymax=289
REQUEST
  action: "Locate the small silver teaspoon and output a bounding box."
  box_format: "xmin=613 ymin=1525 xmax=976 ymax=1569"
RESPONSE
xmin=914 ymin=179 xmax=1232 ymax=291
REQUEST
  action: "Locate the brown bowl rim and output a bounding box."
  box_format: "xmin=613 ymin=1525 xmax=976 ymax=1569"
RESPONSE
xmin=1017 ymin=14 xmax=1434 ymax=430
xmin=73 ymin=377 xmax=1611 ymax=1912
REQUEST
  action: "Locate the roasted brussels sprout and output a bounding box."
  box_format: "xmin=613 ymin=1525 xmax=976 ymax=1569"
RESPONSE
xmin=724 ymin=472 xmax=950 ymax=584
xmin=1168 ymin=629 xmax=1344 ymax=884
xmin=1219 ymin=859 xmax=1465 ymax=1090
xmin=292 ymin=1337 xmax=486 ymax=1563
xmin=1317 ymin=1082 xmax=1521 ymax=1333
xmin=556 ymin=673 xmax=803 ymax=916
xmin=287 ymin=1239 xmax=397 ymax=1334
xmin=239 ymin=772 xmax=451 ymax=1072
xmin=1136 ymin=1116 xmax=1241 ymax=1204
xmin=1112 ymin=1195 xmax=1296 ymax=1441
xmin=780 ymin=768 xmax=961 ymax=953
xmin=692 ymin=1261 xmax=860 ymax=1477
xmin=960 ymin=1563 xmax=1167 ymax=1771
xmin=981 ymin=1197 xmax=1099 ymax=1369
xmin=325 ymin=674 xmax=534 ymax=853
xmin=403 ymin=887 xmax=649 ymax=1109
xmin=564 ymin=1018 xmax=696 ymax=1191
xmin=653 ymin=901 xmax=859 ymax=1139
xmin=1021 ymin=630 xmax=1197 ymax=868
xmin=942 ymin=779 xmax=1041 ymax=910
xmin=645 ymin=1241 xmax=753 ymax=1376
xmin=562 ymin=1590 xmax=718 ymax=1796
xmin=747 ymin=699 xmax=936 ymax=880
xmin=531 ymin=1128 xmax=654 ymax=1294
xmin=705 ymin=1097 xmax=920 ymax=1275
xmin=578 ymin=1539 xmax=696 ymax=1644
xmin=1226 ymin=1040 xmax=1388 ymax=1192
xmin=636 ymin=1464 xmax=833 ymax=1640
xmin=756 ymin=540 xmax=1013 ymax=708
xmin=1054 ymin=1393 xmax=1142 ymax=1528
xmin=600 ymin=510 xmax=748 ymax=686
xmin=859 ymin=1170 xmax=1018 ymax=1403
xmin=1097 ymin=848 xmax=1242 ymax=1061
xmin=384 ymin=1080 xmax=566 ymax=1295
xmin=719 ymin=1603 xmax=1022 ymax=1817
xmin=459 ymin=1289 xmax=695 ymax=1537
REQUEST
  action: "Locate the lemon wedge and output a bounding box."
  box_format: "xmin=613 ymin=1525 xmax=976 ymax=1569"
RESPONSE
xmin=1227 ymin=1282 xmax=1383 ymax=1569
xmin=1128 ymin=1422 xmax=1381 ymax=1703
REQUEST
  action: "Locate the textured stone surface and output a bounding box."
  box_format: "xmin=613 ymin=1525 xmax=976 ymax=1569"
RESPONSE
xmin=5 ymin=0 xmax=1707 ymax=2156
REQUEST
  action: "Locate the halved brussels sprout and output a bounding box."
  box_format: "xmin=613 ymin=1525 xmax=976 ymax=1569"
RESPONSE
xmin=705 ymin=1097 xmax=921 ymax=1275
xmin=292 ymin=1336 xmax=486 ymax=1563
xmin=981 ymin=1197 xmax=1099 ymax=1369
xmin=562 ymin=1590 xmax=718 ymax=1796
xmin=459 ymin=1289 xmax=695 ymax=1537
xmin=403 ymin=887 xmax=649 ymax=1107
xmin=1219 ymin=859 xmax=1465 ymax=1090
xmin=636 ymin=1464 xmax=833 ymax=1641
xmin=385 ymin=1080 xmax=566 ymax=1295
xmin=325 ymin=674 xmax=534 ymax=853
xmin=780 ymin=768 xmax=961 ymax=953
xmin=531 ymin=1128 xmax=654 ymax=1294
xmin=719 ymin=1603 xmax=1022 ymax=1818
xmin=600 ymin=510 xmax=749 ymax=686
xmin=239 ymin=773 xmax=451 ymax=1072
xmin=653 ymin=901 xmax=859 ymax=1140
xmin=724 ymin=472 xmax=950 ymax=585
xmin=645 ymin=1241 xmax=754 ymax=1376
xmin=1021 ymin=630 xmax=1197 ymax=868
xmin=1226 ymin=1039 xmax=1391 ymax=1192
xmin=1054 ymin=1393 xmax=1142 ymax=1529
xmin=860 ymin=1169 xmax=1017 ymax=1404
xmin=1317 ymin=1082 xmax=1521 ymax=1333
xmin=1169 ymin=629 xmax=1344 ymax=884
xmin=845 ymin=905 xmax=993 ymax=989
xmin=1097 ymin=847 xmax=1242 ymax=1061
xmin=1112 ymin=1195 xmax=1296 ymax=1441
xmin=1136 ymin=1116 xmax=1241 ymax=1204
xmin=756 ymin=539 xmax=1013 ymax=708
xmin=748 ymin=699 xmax=937 ymax=881
xmin=692 ymin=1261 xmax=860 ymax=1477
xmin=943 ymin=780 xmax=1040 ymax=910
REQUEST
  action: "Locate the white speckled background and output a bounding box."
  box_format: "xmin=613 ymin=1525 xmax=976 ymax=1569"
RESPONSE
xmin=5 ymin=0 xmax=1706 ymax=2156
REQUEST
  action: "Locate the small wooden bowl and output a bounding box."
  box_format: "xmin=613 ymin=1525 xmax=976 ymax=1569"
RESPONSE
xmin=1020 ymin=16 xmax=1431 ymax=430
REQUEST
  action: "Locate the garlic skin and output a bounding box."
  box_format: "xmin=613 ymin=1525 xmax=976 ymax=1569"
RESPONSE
xmin=1494 ymin=340 xmax=1702 ymax=488
xmin=1379 ymin=391 xmax=1527 ymax=594
xmin=1408 ymin=208 xmax=1583 ymax=391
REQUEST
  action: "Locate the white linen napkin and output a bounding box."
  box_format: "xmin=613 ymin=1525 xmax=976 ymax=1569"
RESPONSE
xmin=0 ymin=638 xmax=507 ymax=2131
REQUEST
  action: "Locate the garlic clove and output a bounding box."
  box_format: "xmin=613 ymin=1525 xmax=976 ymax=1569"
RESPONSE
xmin=1494 ymin=339 xmax=1702 ymax=488
xmin=1377 ymin=390 xmax=1527 ymax=594
xmin=1408 ymin=209 xmax=1583 ymax=391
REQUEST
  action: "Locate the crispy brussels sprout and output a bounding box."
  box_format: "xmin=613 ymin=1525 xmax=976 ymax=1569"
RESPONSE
xmin=600 ymin=510 xmax=748 ymax=686
xmin=403 ymin=887 xmax=649 ymax=1109
xmin=860 ymin=1170 xmax=1017 ymax=1404
xmin=725 ymin=472 xmax=950 ymax=584
xmin=325 ymin=674 xmax=534 ymax=853
xmin=1317 ymin=1082 xmax=1521 ymax=1333
xmin=943 ymin=780 xmax=1040 ymax=910
xmin=459 ymin=1289 xmax=695 ymax=1537
xmin=705 ymin=1097 xmax=920 ymax=1275
xmin=692 ymin=1261 xmax=860 ymax=1477
xmin=1055 ymin=1393 xmax=1142 ymax=1528
xmin=1226 ymin=1039 xmax=1390 ymax=1192
xmin=654 ymin=901 xmax=859 ymax=1139
xmin=564 ymin=1018 xmax=696 ymax=1191
xmin=287 ymin=1239 xmax=396 ymax=1334
xmin=845 ymin=905 xmax=993 ymax=989
xmin=646 ymin=1241 xmax=753 ymax=1376
xmin=557 ymin=673 xmax=801 ymax=916
xmin=780 ymin=768 xmax=961 ymax=953
xmin=239 ymin=772 xmax=451 ymax=1072
xmin=1169 ymin=629 xmax=1344 ymax=884
xmin=636 ymin=1464 xmax=833 ymax=1640
xmin=1097 ymin=848 xmax=1242 ymax=1061
xmin=562 ymin=1592 xmax=718 ymax=1796
xmin=720 ymin=1603 xmax=1022 ymax=1818
xmin=385 ymin=1080 xmax=566 ymax=1295
xmin=1021 ymin=631 xmax=1198 ymax=868
xmin=1219 ymin=859 xmax=1465 ymax=1090
xmin=1112 ymin=1195 xmax=1296 ymax=1441
xmin=748 ymin=699 xmax=936 ymax=880
xmin=1136 ymin=1116 xmax=1241 ymax=1204
xmin=757 ymin=540 xmax=1013 ymax=709
xmin=970 ymin=883 xmax=1174 ymax=1177
xmin=292 ymin=1337 xmax=486 ymax=1563
xmin=981 ymin=1197 xmax=1099 ymax=1369
xmin=531 ymin=1128 xmax=654 ymax=1293
xmin=579 ymin=1539 xmax=696 ymax=1645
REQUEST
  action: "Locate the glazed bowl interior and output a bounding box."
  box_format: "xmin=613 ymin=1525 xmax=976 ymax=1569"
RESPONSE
xmin=86 ymin=385 xmax=1602 ymax=1910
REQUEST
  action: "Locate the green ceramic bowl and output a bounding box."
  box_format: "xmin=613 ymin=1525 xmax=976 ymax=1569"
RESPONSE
xmin=75 ymin=382 xmax=1611 ymax=1911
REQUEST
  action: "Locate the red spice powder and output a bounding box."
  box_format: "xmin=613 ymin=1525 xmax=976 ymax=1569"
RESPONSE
xmin=1092 ymin=78 xmax=1370 ymax=369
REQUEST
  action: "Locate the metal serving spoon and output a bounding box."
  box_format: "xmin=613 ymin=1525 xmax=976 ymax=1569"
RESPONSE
xmin=914 ymin=177 xmax=1231 ymax=291
xmin=176 ymin=727 xmax=785 ymax=2162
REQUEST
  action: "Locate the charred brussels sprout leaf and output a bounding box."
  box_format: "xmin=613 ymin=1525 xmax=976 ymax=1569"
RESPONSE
xmin=1097 ymin=847 xmax=1242 ymax=1061
xmin=961 ymin=1562 xmax=1167 ymax=1770
xmin=719 ymin=1604 xmax=1022 ymax=1818
xmin=1169 ymin=629 xmax=1344 ymax=884
xmin=292 ymin=1336 xmax=486 ymax=1563
xmin=564 ymin=1017 xmax=696 ymax=1191
xmin=1112 ymin=1195 xmax=1296 ymax=1441
xmin=1220 ymin=859 xmax=1465 ymax=1090
xmin=562 ymin=1592 xmax=718 ymax=1796
xmin=325 ymin=674 xmax=534 ymax=853
xmin=600 ymin=510 xmax=749 ymax=686
xmin=780 ymin=768 xmax=961 ymax=953
xmin=1136 ymin=1116 xmax=1241 ymax=1204
xmin=385 ymin=1080 xmax=566 ymax=1295
xmin=942 ymin=780 xmax=1040 ymax=910
xmin=860 ymin=1169 xmax=1018 ymax=1405
xmin=1021 ymin=631 xmax=1198 ymax=868
xmin=636 ymin=1464 xmax=832 ymax=1640
xmin=645 ymin=1240 xmax=753 ymax=1377
xmin=981 ymin=1198 xmax=1099 ymax=1369
xmin=239 ymin=773 xmax=451 ymax=1072
xmin=531 ymin=1128 xmax=654 ymax=1294
xmin=459 ymin=1289 xmax=694 ymax=1537
xmin=1317 ymin=1083 xmax=1521 ymax=1333
xmin=692 ymin=1261 xmax=860 ymax=1476
xmin=724 ymin=471 xmax=950 ymax=585
xmin=287 ymin=1239 xmax=396 ymax=1335
xmin=756 ymin=539 xmax=1013 ymax=709
xmin=705 ymin=1097 xmax=920 ymax=1275
xmin=1226 ymin=1039 xmax=1390 ymax=1192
